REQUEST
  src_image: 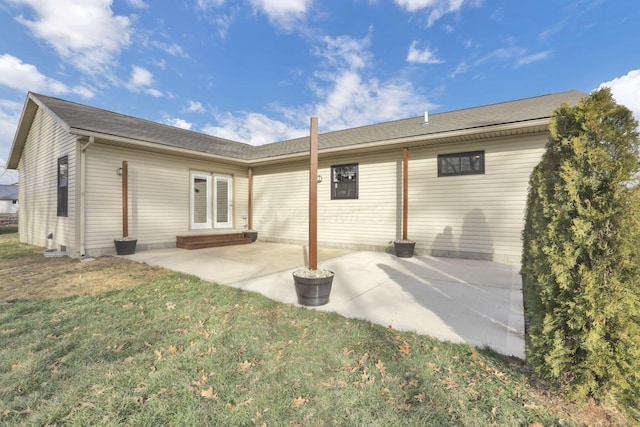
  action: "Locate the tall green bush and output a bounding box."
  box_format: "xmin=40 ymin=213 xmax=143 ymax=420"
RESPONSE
xmin=522 ymin=88 xmax=640 ymax=409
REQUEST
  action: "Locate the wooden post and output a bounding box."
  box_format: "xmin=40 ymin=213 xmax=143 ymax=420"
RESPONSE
xmin=309 ymin=117 xmax=319 ymax=270
xmin=402 ymin=148 xmax=408 ymax=241
xmin=122 ymin=160 xmax=128 ymax=238
xmin=247 ymin=167 xmax=253 ymax=230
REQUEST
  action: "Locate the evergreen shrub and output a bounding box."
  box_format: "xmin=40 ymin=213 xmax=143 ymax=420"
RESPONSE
xmin=521 ymin=88 xmax=640 ymax=411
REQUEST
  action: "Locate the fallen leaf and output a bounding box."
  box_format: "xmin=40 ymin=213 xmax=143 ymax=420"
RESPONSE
xmin=414 ymin=392 xmax=426 ymax=402
xmin=154 ymin=350 xmax=163 ymax=361
xmin=198 ymin=347 xmax=216 ymax=357
xmin=440 ymin=378 xmax=457 ymax=388
xmin=375 ymin=359 xmax=386 ymax=378
xmin=238 ymin=360 xmax=254 ymax=371
xmin=122 ymin=356 xmax=134 ymax=363
xmin=292 ymin=396 xmax=307 ymax=407
xmin=200 ymin=387 xmax=218 ymax=400
xmin=399 ymin=343 xmax=411 ymax=355
xmin=166 ymin=302 xmax=176 ymax=310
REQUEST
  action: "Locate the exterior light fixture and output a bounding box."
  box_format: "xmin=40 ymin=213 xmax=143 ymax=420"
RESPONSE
xmin=117 ymin=167 xmax=123 ymax=176
xmin=317 ymin=175 xmax=323 ymax=183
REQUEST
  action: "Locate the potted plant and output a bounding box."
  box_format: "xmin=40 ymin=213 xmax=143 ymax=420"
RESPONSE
xmin=114 ymin=237 xmax=137 ymax=255
xmin=293 ymin=268 xmax=334 ymax=306
xmin=293 ymin=117 xmax=334 ymax=306
xmin=393 ymin=239 xmax=415 ymax=258
xmin=244 ymin=230 xmax=258 ymax=242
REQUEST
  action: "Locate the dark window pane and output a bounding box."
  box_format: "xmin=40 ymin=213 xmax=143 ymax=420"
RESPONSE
xmin=438 ymin=151 xmax=484 ymax=177
xmin=331 ymin=163 xmax=358 ymax=199
xmin=57 ymin=156 xmax=68 ymax=217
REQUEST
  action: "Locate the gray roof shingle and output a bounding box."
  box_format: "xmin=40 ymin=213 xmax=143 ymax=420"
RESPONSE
xmin=0 ymin=185 xmax=18 ymax=200
xmin=31 ymin=90 xmax=585 ymax=162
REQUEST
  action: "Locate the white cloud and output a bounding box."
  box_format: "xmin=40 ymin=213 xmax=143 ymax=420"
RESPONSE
xmin=150 ymin=41 xmax=189 ymax=58
xmin=164 ymin=117 xmax=193 ymax=130
xmin=248 ymin=0 xmax=312 ymax=31
xmin=599 ymin=69 xmax=640 ymax=123
xmin=0 ymin=161 xmax=19 ymax=184
xmin=394 ymin=0 xmax=468 ymax=26
xmin=125 ymin=0 xmax=148 ymax=9
xmin=183 ymin=100 xmax=206 ymax=113
xmin=126 ymin=66 xmax=163 ymax=97
xmin=196 ymin=0 xmax=225 ymax=9
xmin=0 ymin=54 xmax=94 ymax=98
xmin=203 ymin=32 xmax=435 ymax=145
xmin=203 ymin=112 xmax=306 ymax=145
xmin=515 ymin=50 xmax=552 ymax=67
xmin=406 ymin=41 xmax=444 ymax=64
xmin=0 ymin=99 xmax=24 ymax=170
xmin=9 ymin=0 xmax=132 ymax=75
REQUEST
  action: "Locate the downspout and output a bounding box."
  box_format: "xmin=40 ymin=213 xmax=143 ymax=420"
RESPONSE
xmin=247 ymin=167 xmax=253 ymax=230
xmin=79 ymin=136 xmax=94 ymax=257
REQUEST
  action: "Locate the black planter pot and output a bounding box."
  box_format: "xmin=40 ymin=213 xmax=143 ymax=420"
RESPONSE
xmin=394 ymin=241 xmax=415 ymax=258
xmin=244 ymin=231 xmax=258 ymax=243
xmin=293 ymin=270 xmax=334 ymax=306
xmin=114 ymin=239 xmax=137 ymax=255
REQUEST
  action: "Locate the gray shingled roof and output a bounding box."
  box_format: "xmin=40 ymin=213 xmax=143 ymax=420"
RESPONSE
xmin=33 ymin=93 xmax=256 ymax=160
xmin=0 ymin=185 xmax=18 ymax=200
xmin=31 ymin=90 xmax=585 ymax=162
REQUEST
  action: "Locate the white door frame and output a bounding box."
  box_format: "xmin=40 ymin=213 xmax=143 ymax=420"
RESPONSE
xmin=190 ymin=171 xmax=211 ymax=229
xmin=214 ymin=174 xmax=233 ymax=229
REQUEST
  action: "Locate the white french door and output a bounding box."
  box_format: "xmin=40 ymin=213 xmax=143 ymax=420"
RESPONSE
xmin=214 ymin=174 xmax=233 ymax=228
xmin=190 ymin=171 xmax=211 ymax=229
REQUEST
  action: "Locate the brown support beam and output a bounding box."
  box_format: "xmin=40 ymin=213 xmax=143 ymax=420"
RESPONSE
xmin=309 ymin=117 xmax=319 ymax=270
xmin=247 ymin=167 xmax=253 ymax=230
xmin=122 ymin=160 xmax=128 ymax=238
xmin=402 ymin=148 xmax=408 ymax=241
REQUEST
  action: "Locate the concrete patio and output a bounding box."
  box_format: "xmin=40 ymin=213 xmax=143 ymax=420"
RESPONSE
xmin=126 ymin=242 xmax=525 ymax=358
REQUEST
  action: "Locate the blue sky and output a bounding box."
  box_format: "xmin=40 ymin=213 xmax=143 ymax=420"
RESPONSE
xmin=1 ymin=0 xmax=639 ymax=184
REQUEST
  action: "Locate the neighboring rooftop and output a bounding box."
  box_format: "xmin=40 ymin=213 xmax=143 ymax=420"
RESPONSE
xmin=0 ymin=184 xmax=18 ymax=200
xmin=11 ymin=90 xmax=585 ymax=165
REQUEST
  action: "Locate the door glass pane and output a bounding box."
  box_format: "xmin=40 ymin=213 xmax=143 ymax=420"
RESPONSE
xmin=216 ymin=179 xmax=228 ymax=223
xmin=193 ymin=177 xmax=208 ymax=224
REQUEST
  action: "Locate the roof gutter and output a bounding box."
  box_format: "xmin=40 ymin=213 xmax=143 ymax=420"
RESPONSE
xmin=69 ymin=117 xmax=550 ymax=167
xmin=248 ymin=117 xmax=551 ymax=166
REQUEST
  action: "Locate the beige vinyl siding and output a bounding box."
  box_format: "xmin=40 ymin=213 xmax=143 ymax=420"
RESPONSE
xmin=252 ymin=161 xmax=309 ymax=243
xmin=253 ymin=150 xmax=402 ymax=249
xmin=17 ymin=107 xmax=77 ymax=253
xmin=253 ymin=133 xmax=546 ymax=263
xmin=409 ymin=134 xmax=546 ymax=263
xmin=83 ymin=143 xmax=248 ymax=256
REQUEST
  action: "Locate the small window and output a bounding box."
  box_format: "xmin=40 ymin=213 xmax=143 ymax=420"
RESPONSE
xmin=438 ymin=151 xmax=484 ymax=177
xmin=57 ymin=156 xmax=68 ymax=217
xmin=331 ymin=163 xmax=358 ymax=199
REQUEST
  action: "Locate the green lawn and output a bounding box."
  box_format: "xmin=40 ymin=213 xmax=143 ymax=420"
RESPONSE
xmin=0 ymin=229 xmax=627 ymax=426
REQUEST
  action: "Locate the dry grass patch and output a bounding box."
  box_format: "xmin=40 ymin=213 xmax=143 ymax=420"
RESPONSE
xmin=0 ymin=228 xmax=166 ymax=300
